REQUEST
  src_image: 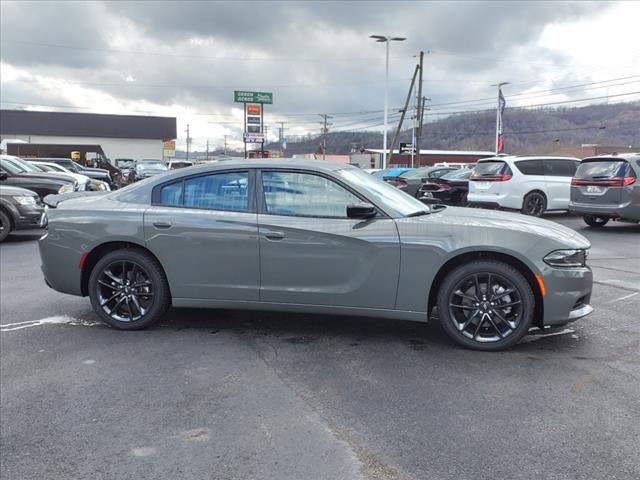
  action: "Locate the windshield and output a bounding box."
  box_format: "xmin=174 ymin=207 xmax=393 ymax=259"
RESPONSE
xmin=441 ymin=169 xmax=472 ymax=180
xmin=0 ymin=156 xmax=35 ymax=174
xmin=337 ymin=168 xmax=429 ymax=217
xmin=473 ymin=160 xmax=510 ymax=177
xmin=116 ymin=159 xmax=135 ymax=168
xmin=137 ymin=162 xmax=168 ymax=171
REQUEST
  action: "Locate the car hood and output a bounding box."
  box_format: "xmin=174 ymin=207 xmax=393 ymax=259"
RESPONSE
xmin=137 ymin=169 xmax=167 ymax=175
xmin=0 ymin=185 xmax=39 ymax=196
xmin=13 ymin=172 xmax=71 ymax=184
xmin=418 ymin=206 xmax=590 ymax=249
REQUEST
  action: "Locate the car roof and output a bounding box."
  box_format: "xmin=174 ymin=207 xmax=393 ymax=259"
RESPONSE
xmin=178 ymin=158 xmax=356 ymax=173
xmin=582 ymin=153 xmax=640 ymax=161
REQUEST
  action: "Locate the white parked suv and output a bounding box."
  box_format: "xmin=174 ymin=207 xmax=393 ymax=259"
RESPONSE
xmin=468 ymin=155 xmax=580 ymax=216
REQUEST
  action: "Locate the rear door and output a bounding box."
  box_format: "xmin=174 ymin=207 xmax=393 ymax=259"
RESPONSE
xmin=571 ymin=159 xmax=632 ymax=207
xmin=257 ymin=169 xmax=400 ymax=309
xmin=543 ymin=159 xmax=579 ymax=209
xmin=144 ymin=169 xmax=260 ymax=301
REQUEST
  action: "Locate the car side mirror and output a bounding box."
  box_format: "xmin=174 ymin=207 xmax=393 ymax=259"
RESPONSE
xmin=347 ymin=203 xmax=377 ymax=219
xmin=0 ymin=171 xmax=7 ymax=181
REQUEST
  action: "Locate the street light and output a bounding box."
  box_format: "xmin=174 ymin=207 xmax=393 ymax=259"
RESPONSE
xmin=370 ymin=34 xmax=406 ymax=169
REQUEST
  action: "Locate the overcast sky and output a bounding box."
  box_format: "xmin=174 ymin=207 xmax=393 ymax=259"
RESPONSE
xmin=1 ymin=0 xmax=639 ymax=150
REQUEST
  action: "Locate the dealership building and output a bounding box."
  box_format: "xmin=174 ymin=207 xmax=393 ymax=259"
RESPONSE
xmin=0 ymin=109 xmax=177 ymax=161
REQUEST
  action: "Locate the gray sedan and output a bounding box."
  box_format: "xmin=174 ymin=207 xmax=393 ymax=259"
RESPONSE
xmin=38 ymin=160 xmax=593 ymax=350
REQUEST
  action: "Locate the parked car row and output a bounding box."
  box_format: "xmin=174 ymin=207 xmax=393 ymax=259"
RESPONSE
xmin=378 ymin=154 xmax=640 ymax=227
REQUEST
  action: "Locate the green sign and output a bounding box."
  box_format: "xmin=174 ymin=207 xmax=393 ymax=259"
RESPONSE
xmin=234 ymin=90 xmax=273 ymax=104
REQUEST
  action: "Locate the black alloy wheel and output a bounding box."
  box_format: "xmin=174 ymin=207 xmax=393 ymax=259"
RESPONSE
xmin=583 ymin=215 xmax=610 ymax=228
xmin=0 ymin=210 xmax=10 ymax=242
xmin=437 ymin=260 xmax=535 ymax=350
xmin=521 ymin=192 xmax=547 ymax=217
xmin=88 ymin=249 xmax=170 ymax=329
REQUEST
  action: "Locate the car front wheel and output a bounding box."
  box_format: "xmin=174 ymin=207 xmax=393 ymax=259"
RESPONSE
xmin=88 ymin=249 xmax=171 ymax=329
xmin=583 ymin=215 xmax=609 ymax=228
xmin=0 ymin=210 xmax=11 ymax=242
xmin=436 ymin=260 xmax=535 ymax=351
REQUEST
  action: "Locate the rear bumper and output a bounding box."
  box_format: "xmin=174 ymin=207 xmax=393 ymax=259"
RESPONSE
xmin=542 ymin=265 xmax=593 ymax=326
xmin=468 ymin=192 xmax=517 ymax=209
xmin=38 ymin=232 xmax=84 ymax=296
xmin=569 ymin=201 xmax=640 ymax=220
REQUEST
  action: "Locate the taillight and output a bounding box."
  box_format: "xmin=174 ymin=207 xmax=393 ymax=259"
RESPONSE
xmin=470 ymin=174 xmax=512 ymax=182
xmin=571 ymin=177 xmax=636 ymax=187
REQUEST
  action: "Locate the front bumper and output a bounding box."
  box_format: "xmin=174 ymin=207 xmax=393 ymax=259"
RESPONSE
xmin=14 ymin=204 xmax=45 ymax=230
xmin=542 ymin=265 xmax=593 ymax=326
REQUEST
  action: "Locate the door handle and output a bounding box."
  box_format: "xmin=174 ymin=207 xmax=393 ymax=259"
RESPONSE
xmin=153 ymin=221 xmax=172 ymax=229
xmin=265 ymin=231 xmax=285 ymax=240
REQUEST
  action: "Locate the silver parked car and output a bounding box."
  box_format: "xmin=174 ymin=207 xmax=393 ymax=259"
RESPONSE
xmin=39 ymin=160 xmax=593 ymax=351
xmin=569 ymin=153 xmax=640 ymax=227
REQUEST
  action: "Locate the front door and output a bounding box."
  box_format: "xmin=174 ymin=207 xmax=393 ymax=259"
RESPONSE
xmin=144 ymin=170 xmax=260 ymax=301
xmin=257 ymin=170 xmax=400 ymax=309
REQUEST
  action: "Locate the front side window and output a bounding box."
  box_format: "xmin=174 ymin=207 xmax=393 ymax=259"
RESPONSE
xmin=262 ymin=171 xmax=361 ymax=218
xmin=514 ymin=159 xmax=544 ymax=176
xmin=543 ymin=159 xmax=579 ymax=177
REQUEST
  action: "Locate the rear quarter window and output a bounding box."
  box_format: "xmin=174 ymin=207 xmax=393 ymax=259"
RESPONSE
xmin=543 ymin=159 xmax=579 ymax=177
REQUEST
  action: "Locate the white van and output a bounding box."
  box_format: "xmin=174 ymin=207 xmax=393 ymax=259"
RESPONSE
xmin=468 ymin=156 xmax=580 ymax=216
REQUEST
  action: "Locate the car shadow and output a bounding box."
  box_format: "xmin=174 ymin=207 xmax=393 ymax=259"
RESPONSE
xmin=3 ymin=230 xmax=44 ymax=243
xmin=157 ymin=307 xmax=453 ymax=350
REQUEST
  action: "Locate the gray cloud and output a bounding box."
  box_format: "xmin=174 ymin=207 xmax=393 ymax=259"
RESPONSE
xmin=0 ymin=0 xmax=626 ymax=146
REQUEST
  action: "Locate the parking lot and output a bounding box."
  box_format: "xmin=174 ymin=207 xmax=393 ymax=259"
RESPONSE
xmin=1 ymin=215 xmax=638 ymax=480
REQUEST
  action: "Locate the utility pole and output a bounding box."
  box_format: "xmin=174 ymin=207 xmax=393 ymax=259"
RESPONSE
xmin=223 ymin=135 xmax=228 ymax=155
xmin=389 ymin=64 xmax=420 ymax=165
xmin=319 ymin=114 xmax=333 ymax=160
xmin=418 ymin=96 xmax=429 ymax=160
xmin=491 ymin=82 xmax=508 ymax=154
xmin=416 ymin=51 xmax=424 ymax=166
xmin=206 ymin=139 xmax=209 ymax=161
xmin=185 ymin=124 xmax=190 ymax=162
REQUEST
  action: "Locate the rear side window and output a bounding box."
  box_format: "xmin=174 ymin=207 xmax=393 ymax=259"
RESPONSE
xmin=514 ymin=159 xmax=544 ymax=176
xmin=473 ymin=161 xmax=510 ymax=177
xmin=157 ymin=171 xmax=249 ymax=211
xmin=544 ymin=159 xmax=579 ymax=177
xmin=575 ymin=160 xmax=628 ymax=180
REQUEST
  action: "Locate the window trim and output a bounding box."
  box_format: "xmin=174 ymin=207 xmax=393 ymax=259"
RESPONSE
xmin=151 ymin=168 xmax=256 ymax=213
xmin=256 ymin=168 xmax=387 ymax=219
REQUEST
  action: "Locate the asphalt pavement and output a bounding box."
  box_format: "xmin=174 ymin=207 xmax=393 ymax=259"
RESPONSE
xmin=1 ymin=215 xmax=639 ymax=480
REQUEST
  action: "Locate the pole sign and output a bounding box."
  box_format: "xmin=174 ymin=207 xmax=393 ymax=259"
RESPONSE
xmin=399 ymin=142 xmax=416 ymax=154
xmin=235 ymin=91 xmax=273 ymax=158
xmin=234 ymin=91 xmax=273 ymax=104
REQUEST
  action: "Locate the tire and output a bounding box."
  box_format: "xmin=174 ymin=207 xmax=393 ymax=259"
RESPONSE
xmin=0 ymin=210 xmax=12 ymax=242
xmin=521 ymin=191 xmax=547 ymax=216
xmin=88 ymin=248 xmax=171 ymax=329
xmin=436 ymin=260 xmax=535 ymax=351
xmin=456 ymin=191 xmax=469 ymax=207
xmin=583 ymin=215 xmax=609 ymax=228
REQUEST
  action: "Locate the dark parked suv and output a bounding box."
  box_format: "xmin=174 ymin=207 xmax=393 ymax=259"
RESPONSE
xmin=0 ymin=185 xmax=44 ymax=241
xmin=569 ymin=153 xmax=640 ymax=227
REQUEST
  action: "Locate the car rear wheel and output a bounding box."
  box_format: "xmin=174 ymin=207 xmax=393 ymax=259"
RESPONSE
xmin=88 ymin=249 xmax=170 ymax=329
xmin=456 ymin=191 xmax=469 ymax=206
xmin=521 ymin=192 xmax=547 ymax=216
xmin=0 ymin=210 xmax=11 ymax=242
xmin=436 ymin=260 xmax=535 ymax=351
xmin=583 ymin=215 xmax=609 ymax=228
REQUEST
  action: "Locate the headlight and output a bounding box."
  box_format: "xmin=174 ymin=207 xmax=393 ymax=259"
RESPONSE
xmin=544 ymin=249 xmax=587 ymax=268
xmin=13 ymin=195 xmax=37 ymax=206
xmin=58 ymin=183 xmax=74 ymax=193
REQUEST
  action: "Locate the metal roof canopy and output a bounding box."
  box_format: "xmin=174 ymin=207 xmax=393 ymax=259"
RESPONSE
xmin=0 ymin=109 xmax=176 ymax=141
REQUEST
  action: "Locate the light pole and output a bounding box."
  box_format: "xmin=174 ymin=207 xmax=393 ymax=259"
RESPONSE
xmin=370 ymin=35 xmax=406 ymax=169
